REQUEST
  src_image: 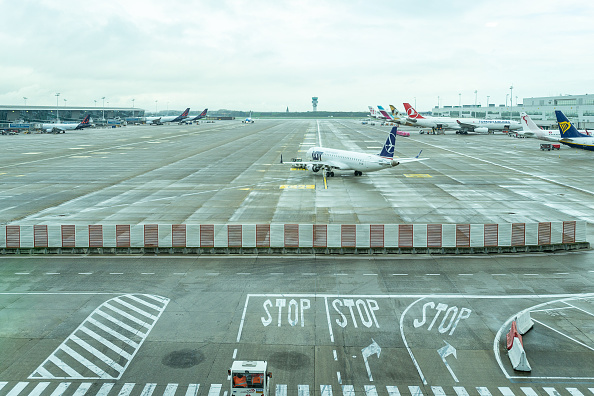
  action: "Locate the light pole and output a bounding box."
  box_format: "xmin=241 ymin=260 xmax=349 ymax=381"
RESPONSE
xmin=23 ymin=97 xmax=27 ymax=106
xmin=458 ymin=93 xmax=461 ymax=107
xmin=506 ymin=94 xmax=509 ymax=117
xmin=55 ymin=93 xmax=60 ymax=122
xmin=102 ymin=96 xmax=106 ymax=123
xmin=132 ymin=99 xmax=135 ymax=118
xmin=474 ymin=90 xmax=477 ymax=106
xmin=155 ymin=100 xmax=158 ymax=114
xmin=437 ymin=96 xmax=440 ymax=109
xmin=510 ymin=85 xmax=513 ymax=109
xmin=63 ymin=98 xmax=67 ymax=107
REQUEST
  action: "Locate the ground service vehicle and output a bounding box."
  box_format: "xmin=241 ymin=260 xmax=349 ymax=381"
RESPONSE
xmin=229 ymin=361 xmax=272 ymax=396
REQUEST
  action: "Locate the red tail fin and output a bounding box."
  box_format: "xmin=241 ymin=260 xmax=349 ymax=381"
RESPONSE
xmin=403 ymin=103 xmax=424 ymax=119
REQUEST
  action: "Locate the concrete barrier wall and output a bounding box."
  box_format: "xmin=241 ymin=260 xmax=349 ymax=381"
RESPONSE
xmin=0 ymin=221 xmax=588 ymax=253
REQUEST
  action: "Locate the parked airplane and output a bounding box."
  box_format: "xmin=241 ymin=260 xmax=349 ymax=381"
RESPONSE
xmin=183 ymin=108 xmax=208 ymax=123
xmin=42 ymin=114 xmax=92 ymax=133
xmin=281 ymin=126 xmax=425 ymax=178
xmin=517 ymin=112 xmax=562 ymax=141
xmin=456 ymin=118 xmax=521 ymax=134
xmin=145 ymin=108 xmax=190 ymax=125
xmin=555 ymin=110 xmax=594 ymax=151
xmin=368 ymin=106 xmax=385 ymax=119
xmin=403 ymin=103 xmax=460 ymax=132
xmin=377 ymin=105 xmax=411 ymax=126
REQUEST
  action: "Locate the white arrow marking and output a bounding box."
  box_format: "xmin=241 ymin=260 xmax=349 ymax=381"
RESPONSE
xmin=361 ymin=338 xmax=381 ymax=382
xmin=437 ymin=340 xmax=459 ymax=382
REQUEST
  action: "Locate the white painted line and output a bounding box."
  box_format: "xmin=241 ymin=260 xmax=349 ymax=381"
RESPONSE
xmin=492 ymin=274 xmax=507 ymax=276
xmin=206 ymin=273 xmax=220 ymax=276
xmin=543 ymin=388 xmax=561 ymax=396
xmin=50 ymin=382 xmax=71 ymax=396
xmin=46 ymin=272 xmax=60 ymax=275
xmin=320 ymin=385 xmax=332 ymax=396
xmin=185 ymin=384 xmax=200 ymax=396
xmin=563 ymin=301 xmax=594 ymax=318
xmin=533 ymin=318 xmax=594 ymax=351
xmin=112 ymin=297 xmax=158 ymax=320
xmin=588 ymin=388 xmax=594 ymax=395
xmin=276 ymin=384 xmax=288 ymax=396
xmin=78 ymin=273 xmax=93 ymax=275
xmin=566 ymin=388 xmax=584 ymax=396
xmin=87 ymin=317 xmax=139 ymax=348
xmin=110 ymin=273 xmax=124 ymax=275
xmin=15 ymin=272 xmax=30 ymax=275
xmin=298 ymin=385 xmax=309 ymax=396
xmin=426 ymin=273 xmax=440 ymax=276
xmin=336 ymin=371 xmax=342 ymax=384
xmin=163 ymin=384 xmax=179 ymax=396
xmin=431 ymin=386 xmax=446 ymax=396
xmin=72 ymin=383 xmax=92 ymax=396
xmin=70 ymin=335 xmax=125 ymax=371
xmin=342 ymin=385 xmax=355 ymax=396
xmin=521 ymin=388 xmax=538 ymax=396
xmin=29 ymin=382 xmax=50 ymax=396
xmin=333 ymin=350 xmax=337 ymax=361
xmin=386 ymin=386 xmax=401 ymax=396
xmin=477 ymin=387 xmax=492 ymax=396
xmin=233 ymin=349 xmax=237 ymax=359
xmin=555 ymin=273 xmax=570 ymax=275
xmin=59 ymin=344 xmax=111 ymax=378
xmin=408 ymin=386 xmax=424 ymax=396
xmin=208 ymin=384 xmax=222 ymax=396
xmin=140 ymin=383 xmax=157 ymax=396
xmin=48 ymin=353 xmax=83 ymax=377
xmin=365 ymin=385 xmax=378 ymax=396
xmin=325 ymin=297 xmax=335 ymax=343
xmin=498 ymin=387 xmax=515 ymax=396
xmin=236 ymin=295 xmax=250 ymax=342
xmin=392 ymin=274 xmax=408 ymax=276
xmin=0 ymin=383 xmax=7 ymax=392
xmin=453 ymin=387 xmax=469 ymax=396
xmin=237 ymin=273 xmax=251 ymax=275
xmin=402 ymin=298 xmax=428 ymax=385
xmin=96 ymin=383 xmax=115 ymax=396
xmin=103 ymin=303 xmax=151 ymax=328
xmin=524 ymin=274 xmax=539 ymax=276
xmin=141 ymin=273 xmax=155 ymax=275
xmin=126 ymin=295 xmax=162 ymax=312
xmin=334 ymin=273 xmax=349 ymax=276
xmin=270 ymin=273 xmax=284 ymax=275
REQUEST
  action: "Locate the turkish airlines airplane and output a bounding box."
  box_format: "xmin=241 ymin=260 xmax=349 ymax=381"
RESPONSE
xmin=42 ymin=114 xmax=92 ymax=133
xmin=145 ymin=108 xmax=190 ymax=125
xmin=281 ymin=127 xmax=425 ymax=178
xmin=403 ymin=103 xmax=461 ymax=132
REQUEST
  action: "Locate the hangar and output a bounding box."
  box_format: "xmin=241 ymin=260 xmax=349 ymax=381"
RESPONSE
xmin=0 ymin=105 xmax=144 ymax=125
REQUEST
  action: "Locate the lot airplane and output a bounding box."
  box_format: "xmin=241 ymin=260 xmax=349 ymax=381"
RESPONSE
xmin=242 ymin=111 xmax=255 ymax=123
xmin=555 ymin=110 xmax=594 ymax=151
xmin=42 ymin=114 xmax=92 ymax=133
xmin=518 ymin=112 xmax=562 ymax=141
xmin=281 ymin=126 xmax=425 ymax=178
xmin=145 ymin=108 xmax=190 ymax=125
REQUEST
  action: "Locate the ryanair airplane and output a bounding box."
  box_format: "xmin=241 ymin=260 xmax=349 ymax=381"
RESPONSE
xmin=556 ymin=110 xmax=594 ymax=151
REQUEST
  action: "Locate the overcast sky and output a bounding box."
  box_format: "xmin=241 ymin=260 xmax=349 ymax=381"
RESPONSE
xmin=1 ymin=0 xmax=593 ymax=113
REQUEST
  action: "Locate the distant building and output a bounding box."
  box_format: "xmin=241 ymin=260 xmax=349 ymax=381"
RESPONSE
xmin=312 ymin=97 xmax=318 ymax=112
xmin=0 ymin=105 xmax=144 ymax=124
xmin=286 ymin=106 xmax=289 ymax=113
xmin=431 ymin=94 xmax=594 ymax=128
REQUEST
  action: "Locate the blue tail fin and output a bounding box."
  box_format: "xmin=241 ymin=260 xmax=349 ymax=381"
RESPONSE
xmin=555 ymin=110 xmax=582 ymax=138
xmin=379 ymin=127 xmax=397 ymax=158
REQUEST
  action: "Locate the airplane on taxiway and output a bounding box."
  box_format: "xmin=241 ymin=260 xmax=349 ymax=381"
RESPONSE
xmin=145 ymin=108 xmax=190 ymax=125
xmin=281 ymin=126 xmax=426 ymax=178
xmin=42 ymin=114 xmax=92 ymax=133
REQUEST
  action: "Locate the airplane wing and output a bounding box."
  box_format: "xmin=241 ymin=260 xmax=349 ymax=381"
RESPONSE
xmin=392 ymin=150 xmax=426 ymax=165
xmin=456 ymin=120 xmax=474 ymax=129
xmin=280 ymin=156 xmax=348 ymax=171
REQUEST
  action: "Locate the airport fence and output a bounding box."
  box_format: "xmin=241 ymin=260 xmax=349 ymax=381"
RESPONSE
xmin=0 ymin=221 xmax=588 ymax=254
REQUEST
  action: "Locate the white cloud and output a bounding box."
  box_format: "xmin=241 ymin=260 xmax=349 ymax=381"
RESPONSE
xmin=1 ymin=0 xmax=593 ymax=112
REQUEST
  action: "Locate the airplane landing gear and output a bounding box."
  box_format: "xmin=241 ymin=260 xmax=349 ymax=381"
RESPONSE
xmin=354 ymin=171 xmax=362 ymax=176
xmin=326 ymin=171 xmax=335 ymax=177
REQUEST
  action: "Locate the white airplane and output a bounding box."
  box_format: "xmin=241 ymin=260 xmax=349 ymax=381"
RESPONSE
xmin=182 ymin=108 xmax=208 ymax=124
xmin=403 ymin=103 xmax=461 ymax=132
xmin=455 ymin=118 xmax=521 ymax=134
xmin=145 ymin=108 xmax=190 ymax=125
xmin=555 ymin=110 xmax=594 ymax=151
xmin=368 ymin=106 xmax=386 ymax=119
xmin=517 ymin=112 xmax=562 ymax=141
xmin=42 ymin=114 xmax=92 ymax=133
xmin=242 ymin=111 xmax=254 ymax=123
xmin=377 ymin=105 xmax=413 ymax=126
xmin=281 ymin=126 xmax=426 ymax=178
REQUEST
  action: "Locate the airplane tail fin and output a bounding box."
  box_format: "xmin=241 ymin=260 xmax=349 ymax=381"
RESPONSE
xmin=377 ymin=105 xmax=394 ymax=121
xmin=389 ymin=105 xmax=398 ymax=116
xmin=379 ymin=127 xmax=397 ymax=158
xmin=520 ymin=112 xmax=540 ymax=133
xmin=403 ymin=103 xmax=424 ymax=119
xmin=75 ymin=114 xmax=91 ymax=129
xmin=199 ymin=108 xmax=208 ymax=118
xmin=555 ymin=110 xmax=582 ymax=138
xmin=181 ymin=108 xmax=190 ymax=117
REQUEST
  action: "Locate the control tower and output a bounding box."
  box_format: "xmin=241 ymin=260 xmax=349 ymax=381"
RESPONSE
xmin=312 ymin=97 xmax=318 ymax=112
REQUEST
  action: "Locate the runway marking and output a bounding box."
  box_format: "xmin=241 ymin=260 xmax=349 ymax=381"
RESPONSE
xmin=404 ymin=174 xmax=432 ymax=178
xmin=280 ymin=185 xmax=315 ymax=189
xmin=22 ymin=152 xmax=41 ymax=155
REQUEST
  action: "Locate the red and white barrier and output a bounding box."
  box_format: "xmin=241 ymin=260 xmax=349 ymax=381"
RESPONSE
xmin=516 ymin=310 xmax=534 ymax=335
xmin=506 ymin=321 xmax=531 ymax=372
xmin=0 ymin=221 xmax=587 ymax=250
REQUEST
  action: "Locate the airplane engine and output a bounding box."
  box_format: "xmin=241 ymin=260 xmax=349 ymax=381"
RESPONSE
xmin=474 ymin=127 xmax=489 ymax=134
xmin=307 ymin=164 xmax=322 ymax=172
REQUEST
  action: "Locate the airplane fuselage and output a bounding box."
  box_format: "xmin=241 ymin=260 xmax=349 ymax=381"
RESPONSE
xmin=305 ymin=147 xmax=396 ymax=173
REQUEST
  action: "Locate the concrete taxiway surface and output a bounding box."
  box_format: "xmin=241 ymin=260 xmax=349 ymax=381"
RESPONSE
xmin=1 ymin=254 xmax=594 ymax=394
xmin=1 ymin=120 xmax=592 ymax=240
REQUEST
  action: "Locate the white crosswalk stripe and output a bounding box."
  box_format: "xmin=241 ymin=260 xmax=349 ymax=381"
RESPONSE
xmin=29 ymin=294 xmax=169 ymax=380
xmin=0 ymin=382 xmax=591 ymax=396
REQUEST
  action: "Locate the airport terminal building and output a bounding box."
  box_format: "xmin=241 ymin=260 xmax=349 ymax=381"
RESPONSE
xmin=431 ymin=94 xmax=594 ymax=129
xmin=0 ymin=105 xmax=144 ymax=125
